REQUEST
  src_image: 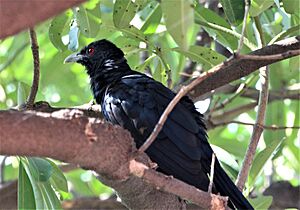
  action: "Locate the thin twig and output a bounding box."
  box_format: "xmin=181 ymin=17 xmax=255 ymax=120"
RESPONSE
xmin=208 ymin=153 xmax=216 ymax=193
xmin=138 ymin=37 xmax=299 ymax=154
xmin=0 ymin=42 xmax=29 ymax=72
xmin=27 ymin=28 xmax=40 ymax=108
xmin=236 ymin=16 xmax=269 ymax=191
xmin=213 ymin=75 xmax=257 ymax=111
xmin=236 ymin=0 xmax=251 ymax=54
xmin=211 ymin=120 xmax=300 ymax=130
xmin=208 ymin=96 xmax=222 ymax=115
xmin=237 ymin=49 xmax=300 ymax=60
xmin=138 ymin=59 xmax=235 ymax=153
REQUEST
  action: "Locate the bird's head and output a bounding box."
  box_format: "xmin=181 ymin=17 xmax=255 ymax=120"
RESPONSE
xmin=64 ymin=39 xmax=127 ymax=76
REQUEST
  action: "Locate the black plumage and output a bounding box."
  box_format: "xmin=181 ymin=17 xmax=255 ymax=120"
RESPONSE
xmin=64 ymin=39 xmax=253 ymax=210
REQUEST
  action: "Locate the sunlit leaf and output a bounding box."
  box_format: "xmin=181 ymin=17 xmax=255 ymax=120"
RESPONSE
xmin=120 ymin=25 xmax=149 ymax=44
xmin=140 ymin=2 xmax=162 ymax=35
xmin=49 ymin=13 xmax=69 ymax=51
xmin=161 ymin=0 xmax=194 ymax=50
xmin=66 ymin=169 xmax=103 ymax=197
xmin=153 ymin=57 xmax=167 ymax=85
xmin=113 ymin=0 xmax=139 ymax=29
xmin=194 ymin=4 xmax=238 ymax=50
xmin=172 ymin=46 xmax=225 ymax=70
xmin=0 ymin=34 xmax=29 ymax=72
xmin=249 ymin=138 xmax=284 ymax=186
xmin=249 ymin=0 xmax=274 ymax=17
xmin=73 ymin=6 xmax=101 ymax=38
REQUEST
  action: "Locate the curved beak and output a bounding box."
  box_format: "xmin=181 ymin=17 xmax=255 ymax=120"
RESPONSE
xmin=64 ymin=53 xmax=83 ymax=64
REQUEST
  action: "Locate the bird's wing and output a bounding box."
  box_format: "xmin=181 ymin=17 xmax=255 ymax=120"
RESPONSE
xmin=102 ymin=74 xmax=211 ymax=189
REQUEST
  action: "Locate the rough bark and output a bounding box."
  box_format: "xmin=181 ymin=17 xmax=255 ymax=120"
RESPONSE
xmin=0 ymin=0 xmax=85 ymax=39
xmin=0 ymin=109 xmax=226 ymax=210
xmin=185 ymin=36 xmax=300 ymax=100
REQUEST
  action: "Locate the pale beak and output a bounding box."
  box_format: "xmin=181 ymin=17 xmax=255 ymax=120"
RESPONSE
xmin=64 ymin=53 xmax=84 ymax=63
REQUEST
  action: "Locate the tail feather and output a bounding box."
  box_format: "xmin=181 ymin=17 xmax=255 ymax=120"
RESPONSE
xmin=214 ymin=161 xmax=253 ymax=210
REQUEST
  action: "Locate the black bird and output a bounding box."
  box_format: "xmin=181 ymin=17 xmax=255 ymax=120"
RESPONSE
xmin=64 ymin=39 xmax=253 ymax=210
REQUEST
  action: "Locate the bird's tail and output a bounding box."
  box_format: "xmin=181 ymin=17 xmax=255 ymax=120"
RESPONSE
xmin=214 ymin=161 xmax=254 ymax=210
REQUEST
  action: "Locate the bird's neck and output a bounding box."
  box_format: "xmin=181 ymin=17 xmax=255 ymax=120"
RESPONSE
xmin=88 ymin=58 xmax=132 ymax=104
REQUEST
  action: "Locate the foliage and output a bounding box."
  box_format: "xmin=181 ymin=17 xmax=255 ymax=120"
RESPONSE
xmin=0 ymin=0 xmax=299 ymax=209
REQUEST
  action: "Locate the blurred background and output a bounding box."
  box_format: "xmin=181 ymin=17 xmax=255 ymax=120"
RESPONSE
xmin=0 ymin=0 xmax=299 ymax=209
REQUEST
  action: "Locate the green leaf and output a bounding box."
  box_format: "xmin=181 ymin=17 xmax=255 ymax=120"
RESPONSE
xmin=219 ymin=0 xmax=245 ymax=26
xmin=211 ymin=145 xmax=239 ymax=172
xmin=0 ymin=35 xmax=29 ymax=72
xmin=289 ymin=56 xmax=300 ymax=71
xmin=153 ymin=58 xmax=167 ymax=85
xmin=18 ymin=161 xmax=36 ymax=210
xmin=249 ymin=0 xmax=274 ymax=17
xmin=249 ymin=138 xmax=284 ymax=186
xmin=172 ymin=46 xmax=226 ymax=70
xmin=287 ymin=101 xmax=300 ymax=167
xmin=38 ymin=181 xmax=62 ymax=209
xmin=20 ymin=158 xmax=62 ymax=209
xmin=140 ymin=2 xmax=162 ymax=35
xmin=135 ymin=54 xmax=156 ymax=71
xmin=47 ymin=160 xmax=68 ymax=193
xmin=120 ymin=25 xmax=149 ymax=44
xmin=65 ymin=169 xmax=99 ymax=197
xmin=194 ymin=4 xmax=254 ymax=50
xmin=282 ymin=0 xmax=300 ymax=14
xmin=73 ymin=5 xmax=101 ymax=38
xmin=161 ymin=0 xmax=194 ymax=50
xmin=49 ymin=13 xmax=69 ymax=51
xmin=269 ymin=24 xmax=300 ymax=44
xmin=249 ymin=196 xmax=273 ymax=210
xmin=113 ymin=36 xmax=140 ymax=54
xmin=113 ymin=0 xmax=139 ymax=29
xmin=27 ymin=157 xmax=53 ymax=182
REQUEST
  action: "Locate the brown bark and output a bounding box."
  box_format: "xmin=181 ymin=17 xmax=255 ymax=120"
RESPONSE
xmin=0 ymin=0 xmax=86 ymax=39
xmin=0 ymin=109 xmax=226 ymax=209
xmin=186 ymin=36 xmax=300 ymax=100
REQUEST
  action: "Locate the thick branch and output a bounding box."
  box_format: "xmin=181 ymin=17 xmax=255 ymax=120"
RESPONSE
xmin=189 ymin=36 xmax=300 ymax=100
xmin=0 ymin=109 xmax=226 ymax=209
xmin=0 ymin=0 xmax=85 ymax=39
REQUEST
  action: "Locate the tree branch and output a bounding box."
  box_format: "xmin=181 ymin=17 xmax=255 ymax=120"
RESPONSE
xmin=0 ymin=109 xmax=227 ymax=209
xmin=209 ymin=120 xmax=300 ymax=130
xmin=0 ymin=0 xmax=85 ymax=39
xmin=188 ymin=36 xmax=300 ymax=100
xmin=138 ymin=36 xmax=300 ymax=153
xmin=237 ymin=17 xmax=269 ymax=190
xmin=236 ymin=0 xmax=250 ymax=54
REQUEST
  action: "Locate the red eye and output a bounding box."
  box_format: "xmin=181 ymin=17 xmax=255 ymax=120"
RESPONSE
xmin=88 ymin=47 xmax=94 ymax=55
